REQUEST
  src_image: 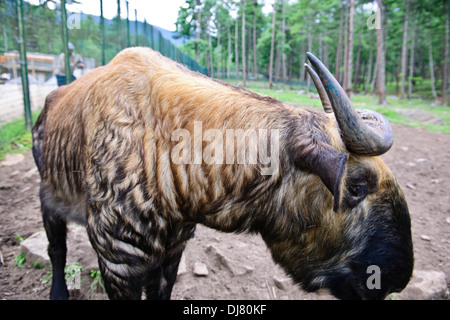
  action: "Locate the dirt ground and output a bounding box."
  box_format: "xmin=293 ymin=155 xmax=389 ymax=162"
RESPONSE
xmin=0 ymin=123 xmax=449 ymax=300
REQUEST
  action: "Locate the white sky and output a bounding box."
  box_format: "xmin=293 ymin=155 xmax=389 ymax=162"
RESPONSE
xmin=25 ymin=0 xmax=274 ymax=31
xmin=26 ymin=0 xmax=189 ymax=31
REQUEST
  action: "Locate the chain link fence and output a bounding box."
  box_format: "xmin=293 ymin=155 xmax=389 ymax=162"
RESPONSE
xmin=0 ymin=0 xmax=207 ymax=128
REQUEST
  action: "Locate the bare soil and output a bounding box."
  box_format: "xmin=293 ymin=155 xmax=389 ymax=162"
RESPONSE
xmin=0 ymin=123 xmax=449 ymax=300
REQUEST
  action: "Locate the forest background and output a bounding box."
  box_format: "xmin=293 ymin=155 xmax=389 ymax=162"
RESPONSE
xmin=1 ymin=0 xmax=449 ymax=105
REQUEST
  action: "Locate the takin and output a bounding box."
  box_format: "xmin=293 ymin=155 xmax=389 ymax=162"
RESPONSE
xmin=32 ymin=48 xmax=413 ymax=300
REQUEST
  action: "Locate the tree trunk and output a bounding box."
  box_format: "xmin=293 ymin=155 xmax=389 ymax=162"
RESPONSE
xmin=2 ymin=0 xmax=8 ymax=52
xmin=343 ymin=0 xmax=354 ymax=96
xmin=217 ymin=22 xmax=221 ymax=78
xmin=342 ymin=4 xmax=348 ymax=84
xmin=241 ymin=0 xmax=246 ymax=87
xmin=46 ymin=18 xmax=53 ymax=52
xmin=195 ymin=5 xmax=201 ymax=62
xmin=208 ymin=33 xmax=213 ymax=78
xmin=364 ymin=31 xmax=373 ymax=94
xmin=335 ymin=4 xmax=344 ymax=80
xmin=306 ymin=17 xmax=312 ymax=93
xmin=353 ymin=38 xmax=361 ymax=92
xmin=319 ymin=33 xmax=323 ymax=61
xmin=370 ymin=60 xmax=377 ymax=95
xmin=253 ymin=0 xmax=258 ymax=79
xmin=429 ymin=30 xmax=439 ymax=103
xmin=246 ymin=25 xmax=250 ymax=77
xmin=281 ymin=0 xmax=287 ymax=87
xmin=407 ymin=12 xmax=416 ymax=99
xmin=323 ymin=30 xmax=329 ymax=67
xmin=400 ymin=0 xmax=410 ymax=99
xmin=442 ymin=0 xmax=449 ymax=105
xmin=269 ymin=2 xmax=276 ymax=89
xmin=396 ymin=51 xmax=401 ymax=95
xmin=376 ymin=0 xmax=386 ymax=104
xmin=235 ymin=19 xmax=239 ymax=81
xmin=227 ymin=21 xmax=231 ymax=79
xmin=299 ymin=38 xmax=305 ymax=82
xmin=275 ymin=46 xmax=281 ymax=82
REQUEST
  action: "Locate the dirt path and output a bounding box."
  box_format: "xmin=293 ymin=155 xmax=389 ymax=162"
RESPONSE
xmin=0 ymin=123 xmax=449 ymax=300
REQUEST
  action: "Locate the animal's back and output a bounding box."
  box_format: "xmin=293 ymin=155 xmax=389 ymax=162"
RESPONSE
xmin=33 ymin=47 xmax=287 ymax=225
xmin=33 ymin=48 xmax=167 ymax=224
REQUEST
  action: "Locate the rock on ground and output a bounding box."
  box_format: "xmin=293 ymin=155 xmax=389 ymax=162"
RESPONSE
xmin=193 ymin=261 xmax=209 ymax=277
xmin=206 ymin=244 xmax=254 ymax=276
xmin=20 ymin=230 xmax=50 ymax=267
xmin=391 ymin=269 xmax=449 ymax=300
xmin=20 ymin=224 xmax=98 ymax=271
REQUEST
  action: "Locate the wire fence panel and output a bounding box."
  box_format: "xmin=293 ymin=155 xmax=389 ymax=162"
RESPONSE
xmin=0 ymin=0 xmax=207 ymax=128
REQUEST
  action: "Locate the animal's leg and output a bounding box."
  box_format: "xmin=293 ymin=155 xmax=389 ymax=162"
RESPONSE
xmin=96 ymin=257 xmax=143 ymax=300
xmin=145 ymin=249 xmax=184 ymax=300
xmin=145 ymin=225 xmax=195 ymax=300
xmin=41 ymin=187 xmax=69 ymax=300
xmin=86 ymin=204 xmax=145 ymax=300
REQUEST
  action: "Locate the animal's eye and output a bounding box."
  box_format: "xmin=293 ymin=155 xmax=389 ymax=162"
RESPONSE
xmin=350 ymin=184 xmax=368 ymax=198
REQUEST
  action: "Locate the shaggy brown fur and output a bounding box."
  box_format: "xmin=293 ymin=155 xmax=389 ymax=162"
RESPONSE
xmin=33 ymin=47 xmax=413 ymax=300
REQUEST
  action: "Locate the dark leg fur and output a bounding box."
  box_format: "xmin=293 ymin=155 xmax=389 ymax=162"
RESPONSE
xmin=41 ymin=187 xmax=69 ymax=300
xmin=145 ymin=249 xmax=184 ymax=300
xmin=85 ymin=205 xmax=145 ymax=300
xmin=97 ymin=258 xmax=143 ymax=300
xmin=145 ymin=226 xmax=195 ymax=300
xmin=93 ymin=243 xmax=185 ymax=300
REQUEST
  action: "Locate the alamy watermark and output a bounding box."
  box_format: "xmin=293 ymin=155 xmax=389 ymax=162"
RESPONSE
xmin=170 ymin=121 xmax=280 ymax=175
xmin=65 ymin=262 xmax=83 ymax=290
xmin=367 ymin=7 xmax=381 ymax=30
xmin=67 ymin=12 xmax=81 ymax=30
xmin=366 ymin=265 xmax=381 ymax=290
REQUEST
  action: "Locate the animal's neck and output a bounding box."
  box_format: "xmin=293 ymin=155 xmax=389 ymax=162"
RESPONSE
xmin=157 ymin=85 xmax=338 ymax=234
xmin=184 ymin=113 xmax=332 ymax=234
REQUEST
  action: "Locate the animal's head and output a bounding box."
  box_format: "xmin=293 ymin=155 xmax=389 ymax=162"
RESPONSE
xmin=265 ymin=53 xmax=413 ymax=300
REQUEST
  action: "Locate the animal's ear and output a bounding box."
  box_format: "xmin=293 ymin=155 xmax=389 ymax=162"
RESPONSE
xmin=297 ymin=145 xmax=347 ymax=213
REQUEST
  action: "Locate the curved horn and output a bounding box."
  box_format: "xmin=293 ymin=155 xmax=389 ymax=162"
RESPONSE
xmin=306 ymin=52 xmax=393 ymax=156
xmin=304 ymin=63 xmax=333 ymax=114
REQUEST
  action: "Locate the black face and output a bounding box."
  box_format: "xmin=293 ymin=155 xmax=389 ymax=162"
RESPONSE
xmin=266 ymin=155 xmax=414 ymax=300
xmin=352 ymin=180 xmax=413 ymax=299
xmin=293 ymin=160 xmax=414 ymax=300
xmin=325 ymin=165 xmax=414 ymax=299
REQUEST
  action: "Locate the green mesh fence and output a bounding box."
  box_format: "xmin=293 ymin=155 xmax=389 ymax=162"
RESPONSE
xmin=0 ymin=0 xmax=207 ymax=128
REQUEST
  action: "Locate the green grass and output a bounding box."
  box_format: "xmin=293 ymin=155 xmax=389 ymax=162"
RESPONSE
xmin=0 ymin=112 xmax=40 ymax=161
xmin=385 ymin=78 xmax=445 ymax=102
xmin=351 ymin=94 xmax=450 ymax=134
xmin=251 ymin=87 xmax=323 ymax=108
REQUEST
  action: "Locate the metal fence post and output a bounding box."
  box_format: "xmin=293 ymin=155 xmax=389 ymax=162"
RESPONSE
xmin=16 ymin=0 xmax=32 ymax=130
xmin=100 ymin=0 xmax=106 ymax=65
xmin=135 ymin=9 xmax=138 ymax=46
xmin=126 ymin=0 xmax=130 ymax=47
xmin=143 ymin=18 xmax=147 ymax=47
xmin=117 ymin=0 xmax=121 ymax=52
xmin=61 ymin=0 xmax=71 ymax=86
xmin=149 ymin=24 xmax=154 ymax=49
